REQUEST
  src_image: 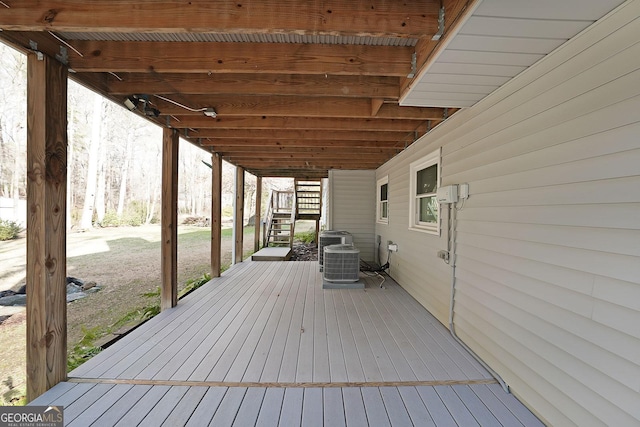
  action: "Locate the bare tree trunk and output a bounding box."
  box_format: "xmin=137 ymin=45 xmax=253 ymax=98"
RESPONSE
xmin=146 ymin=182 xmax=159 ymax=224
xmin=116 ymin=135 xmax=132 ymax=218
xmin=0 ymin=120 xmax=5 ymax=198
xmin=95 ymin=156 xmax=106 ymax=224
xmin=67 ymin=103 xmax=75 ymax=229
xmin=79 ymin=94 xmax=103 ymax=229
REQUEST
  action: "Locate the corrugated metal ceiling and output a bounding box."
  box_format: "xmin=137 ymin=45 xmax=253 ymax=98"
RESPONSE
xmin=59 ymin=31 xmax=418 ymax=47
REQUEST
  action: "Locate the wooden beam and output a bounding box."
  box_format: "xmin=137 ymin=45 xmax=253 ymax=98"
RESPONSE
xmin=26 ymin=53 xmax=68 ymax=402
xmin=161 ymin=128 xmax=179 ymax=311
xmin=152 ymin=95 xmax=448 ymax=119
xmin=169 ymin=116 xmax=432 ymax=133
xmin=200 ymin=139 xmax=408 ymax=149
xmin=247 ymin=169 xmax=328 ymax=179
xmin=66 ymin=41 xmax=412 ymax=76
xmin=254 ymin=177 xmax=262 ymax=253
xmin=232 ymin=159 xmax=384 ymax=169
xmin=211 ymin=153 xmax=222 ymax=278
xmin=224 ymin=152 xmax=391 ymax=161
xmin=107 ymin=73 xmax=400 ymax=99
xmin=234 ymin=166 xmax=245 ymax=264
xmin=190 ymin=129 xmax=410 ymax=142
xmin=0 ymin=1 xmax=439 ymax=38
xmin=212 ymin=146 xmax=400 ymax=155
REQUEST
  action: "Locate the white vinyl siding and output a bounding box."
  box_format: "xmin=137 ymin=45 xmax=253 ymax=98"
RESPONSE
xmin=376 ymin=2 xmax=640 ymax=426
xmin=328 ymin=170 xmax=376 ymax=262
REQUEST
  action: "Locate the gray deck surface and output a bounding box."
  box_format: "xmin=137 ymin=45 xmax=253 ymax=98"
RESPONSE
xmin=32 ymin=261 xmax=543 ymax=426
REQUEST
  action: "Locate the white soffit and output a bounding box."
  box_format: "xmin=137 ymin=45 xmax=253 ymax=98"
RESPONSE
xmin=400 ymin=0 xmax=628 ymax=108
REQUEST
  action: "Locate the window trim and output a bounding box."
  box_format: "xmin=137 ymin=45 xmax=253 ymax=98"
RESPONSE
xmin=409 ymin=148 xmax=441 ymax=235
xmin=377 ymin=176 xmax=389 ymax=224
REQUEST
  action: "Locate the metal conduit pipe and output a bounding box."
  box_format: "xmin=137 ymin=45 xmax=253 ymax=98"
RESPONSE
xmin=447 ymin=203 xmax=510 ymax=393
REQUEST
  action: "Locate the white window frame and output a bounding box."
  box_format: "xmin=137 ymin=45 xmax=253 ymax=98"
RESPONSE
xmin=409 ymin=148 xmax=441 ymax=235
xmin=377 ymin=176 xmax=389 ymax=224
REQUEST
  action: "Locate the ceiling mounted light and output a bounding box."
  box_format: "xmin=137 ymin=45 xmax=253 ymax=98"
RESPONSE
xmin=204 ymin=108 xmax=217 ymax=118
xmin=124 ymin=96 xmax=138 ymax=111
xmin=124 ymin=94 xmax=161 ymax=117
xmin=143 ymin=106 xmax=161 ymax=117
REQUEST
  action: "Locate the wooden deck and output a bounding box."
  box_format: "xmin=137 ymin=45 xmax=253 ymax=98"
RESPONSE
xmin=32 ymin=261 xmax=543 ymax=426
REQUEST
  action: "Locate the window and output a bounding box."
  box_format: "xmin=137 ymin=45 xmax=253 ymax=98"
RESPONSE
xmin=409 ymin=149 xmax=440 ymax=234
xmin=377 ymin=176 xmax=389 ymax=224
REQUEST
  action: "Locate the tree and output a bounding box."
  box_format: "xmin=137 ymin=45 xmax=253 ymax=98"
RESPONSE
xmin=79 ymin=94 xmax=104 ymax=229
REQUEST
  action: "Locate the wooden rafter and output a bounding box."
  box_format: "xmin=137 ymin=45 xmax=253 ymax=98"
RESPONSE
xmin=63 ymin=41 xmax=413 ymax=76
xmin=105 ymin=73 xmax=400 ymax=99
xmin=167 ymin=116 xmax=433 ymax=133
xmin=0 ymin=0 xmax=440 ymax=38
xmin=151 ymin=95 xmax=448 ymax=119
xmin=0 ymin=0 xmax=467 ymax=179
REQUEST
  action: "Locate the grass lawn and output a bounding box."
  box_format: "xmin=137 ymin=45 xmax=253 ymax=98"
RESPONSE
xmin=0 ymin=223 xmax=257 ymax=404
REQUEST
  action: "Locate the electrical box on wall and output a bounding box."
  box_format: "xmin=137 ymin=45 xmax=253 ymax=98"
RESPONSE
xmin=437 ymin=185 xmax=458 ymax=203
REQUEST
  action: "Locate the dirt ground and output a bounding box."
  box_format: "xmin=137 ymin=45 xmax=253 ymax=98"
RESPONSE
xmin=0 ymin=224 xmax=255 ymax=403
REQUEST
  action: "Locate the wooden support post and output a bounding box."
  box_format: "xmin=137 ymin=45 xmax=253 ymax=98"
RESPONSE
xmin=233 ymin=166 xmax=245 ymax=264
xmin=26 ymin=53 xmax=68 ymax=401
xmin=254 ymin=176 xmax=262 ymax=253
xmin=161 ymin=128 xmax=178 ymax=311
xmin=211 ymin=153 xmax=222 ymax=277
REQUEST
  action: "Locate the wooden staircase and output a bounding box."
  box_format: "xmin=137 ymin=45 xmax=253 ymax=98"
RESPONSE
xmin=267 ymin=212 xmax=294 ymax=247
xmin=263 ymin=190 xmax=295 ymax=248
xmin=262 ymin=179 xmax=323 ymax=250
xmin=294 ymin=179 xmax=322 ymax=221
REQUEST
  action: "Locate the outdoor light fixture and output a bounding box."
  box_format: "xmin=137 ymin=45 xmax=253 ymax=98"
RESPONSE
xmin=124 ymin=94 xmax=161 ymax=117
xmin=204 ymin=108 xmax=217 ymax=118
xmin=124 ymin=96 xmax=138 ymax=111
xmin=143 ymin=106 xmax=161 ymax=117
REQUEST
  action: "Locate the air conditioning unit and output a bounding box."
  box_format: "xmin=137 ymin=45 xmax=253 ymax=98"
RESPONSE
xmin=322 ymin=244 xmax=364 ymax=289
xmin=318 ymin=230 xmax=353 ymax=271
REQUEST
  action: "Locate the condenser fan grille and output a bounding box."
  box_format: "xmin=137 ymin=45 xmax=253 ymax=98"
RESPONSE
xmin=323 ymin=244 xmax=360 ymax=283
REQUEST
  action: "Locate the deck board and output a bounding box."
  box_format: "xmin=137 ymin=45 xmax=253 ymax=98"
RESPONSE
xmin=232 ymin=387 xmax=266 ymax=426
xmin=397 ymin=386 xmax=437 ymax=427
xmin=160 ymin=386 xmax=209 ymax=427
xmin=380 ymin=387 xmax=414 ymax=426
xmin=114 ymin=385 xmax=171 ymax=426
xmin=361 ymin=387 xmax=391 ymax=427
xmin=256 ymin=387 xmax=285 ymax=426
xmin=341 ymin=290 xmax=383 ymax=382
xmin=436 ymin=386 xmax=482 ymax=427
xmin=342 ymin=388 xmax=368 ymax=427
xmin=184 ymin=387 xmax=226 ymax=427
xmin=31 ymin=261 xmax=542 ymax=426
xmin=296 ymin=263 xmax=316 ymax=383
xmin=33 ymin=384 xmax=543 ymax=426
xmin=241 ymin=262 xmax=296 ymax=382
xmin=279 ymin=388 xmax=303 ymax=426
xmin=323 ymin=388 xmax=346 ymax=427
xmin=260 ymin=263 xmax=305 ymax=383
xmin=67 ymin=383 xmax=131 ymax=426
xmin=91 ymin=384 xmax=153 ymax=426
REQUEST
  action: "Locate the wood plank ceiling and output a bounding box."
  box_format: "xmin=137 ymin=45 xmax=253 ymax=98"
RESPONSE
xmin=0 ymin=0 xmax=477 ymax=178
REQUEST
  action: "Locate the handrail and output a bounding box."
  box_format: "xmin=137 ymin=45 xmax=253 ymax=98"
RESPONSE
xmin=289 ymin=190 xmax=296 ymax=249
xmin=263 ymin=189 xmax=274 ymax=248
xmin=263 ymin=190 xmax=295 ymax=247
